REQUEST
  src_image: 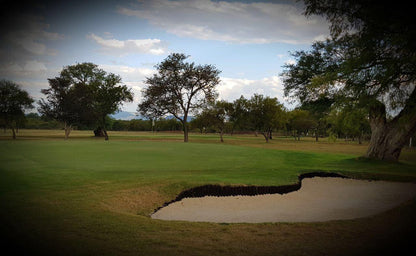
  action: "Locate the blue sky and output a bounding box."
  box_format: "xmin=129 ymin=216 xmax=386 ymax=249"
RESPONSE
xmin=0 ymin=0 xmax=330 ymax=112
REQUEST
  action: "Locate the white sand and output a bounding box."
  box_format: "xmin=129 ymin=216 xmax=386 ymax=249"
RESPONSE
xmin=151 ymin=177 xmax=416 ymax=223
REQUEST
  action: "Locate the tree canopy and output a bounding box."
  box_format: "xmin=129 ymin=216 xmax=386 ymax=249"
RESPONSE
xmin=39 ymin=63 xmax=133 ymax=140
xmin=282 ymin=0 xmax=416 ymax=161
xmin=246 ymin=94 xmax=286 ymax=142
xmin=138 ymin=53 xmax=221 ymax=142
xmin=0 ymin=80 xmax=34 ymax=139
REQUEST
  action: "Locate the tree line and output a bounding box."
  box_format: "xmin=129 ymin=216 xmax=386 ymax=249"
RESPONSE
xmin=1 ymin=0 xmax=415 ymax=162
xmin=5 ymin=97 xmax=372 ymax=145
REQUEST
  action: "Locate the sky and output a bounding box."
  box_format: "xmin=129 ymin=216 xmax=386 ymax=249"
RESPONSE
xmin=0 ymin=0 xmax=330 ymax=113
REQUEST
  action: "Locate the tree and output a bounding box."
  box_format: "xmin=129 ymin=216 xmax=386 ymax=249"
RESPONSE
xmin=138 ymin=53 xmax=221 ymax=142
xmin=287 ymin=109 xmax=316 ymax=141
xmin=229 ymin=96 xmax=251 ymax=133
xmin=327 ymin=106 xmax=370 ymax=144
xmin=40 ymin=63 xmax=133 ymax=140
xmin=195 ymin=100 xmax=232 ymax=142
xmin=90 ymin=73 xmax=133 ymax=140
xmin=282 ymin=0 xmax=416 ymax=161
xmin=300 ymin=97 xmax=333 ymax=141
xmin=39 ymin=77 xmax=88 ymax=139
xmin=247 ymin=94 xmax=286 ymax=143
xmin=0 ymin=80 xmax=34 ymax=139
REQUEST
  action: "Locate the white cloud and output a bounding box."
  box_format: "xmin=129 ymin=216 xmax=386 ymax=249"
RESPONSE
xmin=284 ymin=59 xmax=297 ymax=65
xmin=98 ymin=64 xmax=158 ymax=112
xmin=118 ymin=0 xmax=329 ymax=44
xmin=88 ymin=33 xmax=166 ymax=56
xmin=99 ymin=64 xmax=156 ymax=81
xmin=99 ymin=63 xmax=297 ymax=112
xmin=218 ymin=75 xmax=293 ymax=107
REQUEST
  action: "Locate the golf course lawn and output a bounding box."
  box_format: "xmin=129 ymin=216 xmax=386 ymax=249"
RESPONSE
xmin=1 ymin=130 xmax=416 ymax=255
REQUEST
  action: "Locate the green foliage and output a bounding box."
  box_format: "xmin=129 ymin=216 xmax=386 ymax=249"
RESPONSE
xmin=282 ymin=0 xmax=416 ymax=160
xmin=139 ymin=53 xmax=221 ymax=142
xmin=284 ymin=0 xmax=416 ymax=113
xmin=246 ymin=94 xmax=287 ymax=142
xmin=226 ymin=95 xmax=287 ymax=142
xmin=327 ymin=105 xmax=371 ymax=143
xmin=21 ymin=113 xmax=61 ymax=129
xmin=192 ymin=100 xmax=232 ymax=141
xmin=39 ymin=63 xmax=133 ymax=139
xmin=0 ymin=80 xmax=34 ymax=138
xmin=287 ymin=109 xmax=317 ymax=140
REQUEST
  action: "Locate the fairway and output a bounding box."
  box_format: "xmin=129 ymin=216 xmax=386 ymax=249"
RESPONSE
xmin=1 ymin=131 xmax=416 ymax=255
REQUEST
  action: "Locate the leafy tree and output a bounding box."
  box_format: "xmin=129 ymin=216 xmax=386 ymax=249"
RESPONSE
xmin=195 ymin=100 xmax=232 ymax=142
xmin=327 ymin=105 xmax=370 ymax=144
xmin=138 ymin=53 xmax=221 ymax=142
xmin=247 ymin=94 xmax=287 ymax=143
xmin=287 ymin=109 xmax=317 ymax=140
xmin=282 ymin=0 xmax=416 ymax=161
xmin=40 ymin=63 xmax=133 ymax=140
xmin=300 ymin=96 xmax=333 ymax=141
xmin=90 ymin=73 xmax=133 ymax=140
xmin=190 ymin=113 xmax=211 ymax=134
xmin=0 ymin=80 xmax=34 ymax=139
xmin=229 ymin=96 xmax=251 ymax=133
xmin=39 ymin=77 xmax=87 ymax=139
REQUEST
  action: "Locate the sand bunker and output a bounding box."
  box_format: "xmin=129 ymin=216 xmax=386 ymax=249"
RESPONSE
xmin=151 ymin=177 xmax=416 ymax=223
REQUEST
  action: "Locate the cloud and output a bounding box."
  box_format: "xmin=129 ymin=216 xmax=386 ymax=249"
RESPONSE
xmin=0 ymin=60 xmax=47 ymax=78
xmin=118 ymin=0 xmax=329 ymax=44
xmin=218 ymin=76 xmax=293 ymax=108
xmin=99 ymin=64 xmax=156 ymax=81
xmin=97 ymin=64 xmax=158 ymax=112
xmin=217 ymin=75 xmax=297 ymax=109
xmin=88 ymin=33 xmax=166 ymax=56
xmin=97 ymin=64 xmax=297 ymax=112
xmin=1 ymin=14 xmax=63 ymax=57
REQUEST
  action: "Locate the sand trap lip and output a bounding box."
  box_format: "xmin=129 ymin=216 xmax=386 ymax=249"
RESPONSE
xmin=151 ymin=177 xmax=416 ymax=223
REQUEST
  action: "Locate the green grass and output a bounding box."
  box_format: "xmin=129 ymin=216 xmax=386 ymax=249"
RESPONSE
xmin=1 ymin=130 xmax=416 ymax=255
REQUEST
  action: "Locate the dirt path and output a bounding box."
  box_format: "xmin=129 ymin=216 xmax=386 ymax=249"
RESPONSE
xmin=152 ymin=177 xmax=416 ymax=223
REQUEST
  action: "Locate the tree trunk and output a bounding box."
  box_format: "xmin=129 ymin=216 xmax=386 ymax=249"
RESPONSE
xmin=11 ymin=126 xmax=16 ymax=139
xmin=183 ymin=121 xmax=189 ymax=142
xmin=315 ymin=129 xmax=319 ymax=142
xmin=219 ymin=129 xmax=224 ymax=143
xmin=261 ymin=131 xmax=269 ymax=143
xmin=64 ymin=122 xmax=72 ymax=140
xmin=102 ymin=116 xmax=109 ymax=141
xmin=366 ymin=123 xmax=406 ymax=161
xmin=103 ymin=129 xmax=109 ymax=141
xmin=366 ymin=98 xmax=416 ymax=161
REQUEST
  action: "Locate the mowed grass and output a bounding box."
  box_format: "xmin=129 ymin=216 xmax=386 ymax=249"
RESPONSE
xmin=1 ymin=129 xmax=416 ymax=255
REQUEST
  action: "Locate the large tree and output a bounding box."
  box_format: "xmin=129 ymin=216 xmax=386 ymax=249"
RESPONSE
xmin=39 ymin=63 xmax=133 ymax=140
xmin=247 ymin=94 xmax=287 ymax=143
xmin=300 ymin=96 xmax=333 ymax=141
xmin=39 ymin=77 xmax=89 ymax=139
xmin=282 ymin=0 xmax=416 ymax=161
xmin=327 ymin=105 xmax=370 ymax=144
xmin=89 ymin=73 xmax=133 ymax=140
xmin=195 ymin=100 xmax=232 ymax=142
xmin=0 ymin=80 xmax=34 ymax=139
xmin=138 ymin=53 xmax=221 ymax=142
xmin=287 ymin=109 xmax=316 ymax=141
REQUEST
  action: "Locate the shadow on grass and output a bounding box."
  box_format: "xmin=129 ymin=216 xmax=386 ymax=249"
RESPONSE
xmin=327 ymin=156 xmax=416 ymax=182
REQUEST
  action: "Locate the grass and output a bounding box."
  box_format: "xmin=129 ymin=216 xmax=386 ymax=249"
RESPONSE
xmin=1 ymin=129 xmax=416 ymax=255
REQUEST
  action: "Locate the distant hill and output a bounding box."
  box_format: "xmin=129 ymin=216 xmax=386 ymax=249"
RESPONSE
xmin=110 ymin=111 xmax=139 ymax=120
